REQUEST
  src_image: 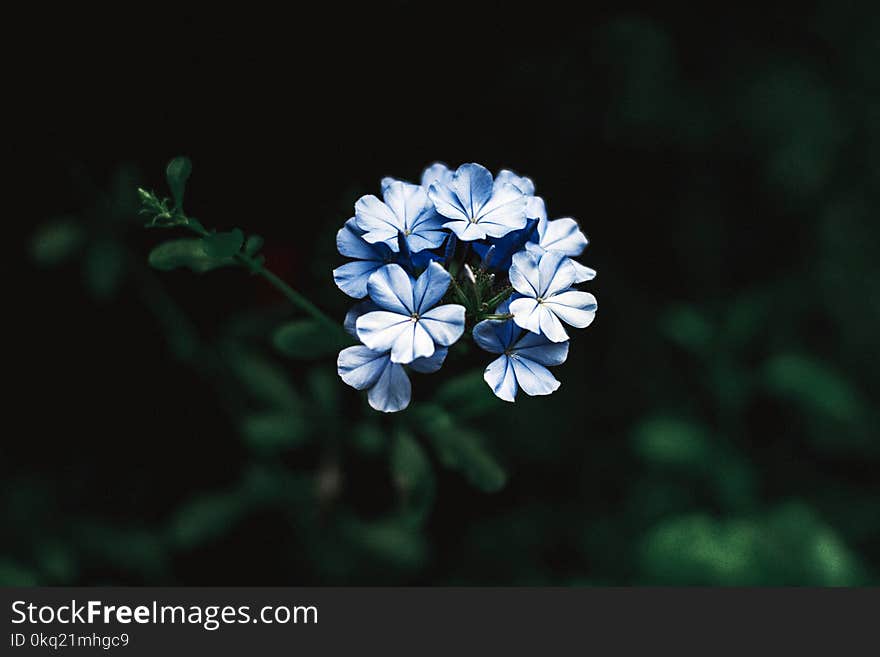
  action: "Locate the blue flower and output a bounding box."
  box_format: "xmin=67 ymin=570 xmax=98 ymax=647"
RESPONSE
xmin=508 ymin=250 xmax=597 ymax=343
xmin=473 ymin=301 xmax=569 ymax=402
xmin=355 ymin=180 xmax=446 ymax=253
xmin=525 ymin=215 xmax=596 ymax=283
xmin=494 ymin=168 xmax=547 ymax=221
xmin=428 ymin=163 xmax=527 ymax=241
xmin=333 ymin=218 xmax=440 ymax=298
xmin=380 ymin=162 xmax=454 ymax=195
xmin=337 ymin=301 xmax=447 ymax=413
xmin=356 ymin=262 xmax=466 ymax=363
xmin=471 ymin=219 xmax=539 ymax=271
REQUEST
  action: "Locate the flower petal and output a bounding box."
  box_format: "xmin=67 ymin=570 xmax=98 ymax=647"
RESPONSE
xmin=444 ymin=219 xmax=487 ymax=241
xmin=539 ymin=305 xmax=570 ymax=342
xmin=538 ymin=217 xmax=588 ymax=257
xmin=509 ymin=296 xmax=542 ymax=334
xmin=333 ymin=260 xmax=384 ymax=299
xmin=544 ymin=291 xmax=597 ymax=328
xmin=421 ymin=162 xmax=453 ymax=188
xmin=473 ymin=316 xmax=519 ymax=353
xmin=337 ymin=345 xmax=390 ymax=390
xmin=337 ymin=218 xmax=381 ymax=260
xmin=343 ymin=300 xmax=378 ymax=338
xmin=367 ymin=361 xmax=411 ymax=413
xmin=570 ymin=259 xmax=597 ymax=283
xmin=476 ymin=182 xmax=527 ymax=237
xmin=419 ymin=304 xmax=466 ymax=346
xmin=509 ymin=251 xmax=541 ymax=297
xmin=428 ymin=182 xmax=470 ymax=222
xmin=494 ymin=169 xmax=535 ymax=196
xmin=526 ymin=196 xmax=547 ymax=221
xmin=366 ymin=264 xmax=414 ymax=314
xmin=390 ymin=320 xmax=435 ymax=364
xmin=355 ymin=194 xmax=404 ymax=250
xmin=356 ymin=310 xmax=412 ymax=353
xmin=512 ymin=332 xmax=569 ymax=365
xmin=408 ymin=346 xmax=448 ymax=373
xmin=412 ymin=261 xmax=451 ymax=314
xmin=452 ymin=163 xmax=494 ymax=218
xmin=484 ymin=354 xmax=518 ymax=402
xmin=510 ymin=356 xmax=561 ymax=397
xmin=383 ymin=181 xmax=430 ymax=231
xmin=380 ymin=176 xmax=398 ymax=193
xmin=537 ymin=251 xmax=576 ymax=298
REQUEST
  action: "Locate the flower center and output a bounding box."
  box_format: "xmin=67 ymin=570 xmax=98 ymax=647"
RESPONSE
xmin=410 ymin=313 xmax=420 ymax=322
xmin=469 ymin=216 xmax=479 ymax=224
xmin=536 ymin=297 xmax=544 ymax=304
xmin=404 ymin=229 xmax=412 ymax=236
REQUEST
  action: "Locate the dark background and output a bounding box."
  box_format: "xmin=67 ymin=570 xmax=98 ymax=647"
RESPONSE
xmin=7 ymin=2 xmax=879 ymax=585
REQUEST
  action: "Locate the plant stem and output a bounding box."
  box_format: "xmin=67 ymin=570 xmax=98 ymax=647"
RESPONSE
xmin=179 ymin=218 xmax=347 ymax=339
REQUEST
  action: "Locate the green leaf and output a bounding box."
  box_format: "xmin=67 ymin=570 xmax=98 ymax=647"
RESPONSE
xmin=415 ymin=404 xmax=507 ymax=492
xmin=30 ymin=219 xmax=85 ymax=266
xmin=0 ymin=559 xmax=39 ymax=586
xmin=165 ymin=156 xmax=192 ymax=210
xmin=632 ymin=417 xmax=713 ymax=468
xmin=168 ymin=492 xmax=246 ymax=550
xmin=273 ymin=319 xmax=347 ymax=359
xmin=203 ymin=229 xmax=244 ymax=258
xmin=763 ymin=354 xmax=864 ymax=423
xmin=391 ymin=431 xmax=436 ymax=525
xmin=338 ymin=516 xmax=427 ymax=569
xmin=83 ymin=241 xmax=126 ymax=301
xmin=352 ymin=422 xmax=388 ymax=453
xmin=148 ymin=238 xmax=235 ymax=273
xmin=659 ymin=305 xmax=713 ymax=352
xmin=224 ymin=348 xmax=300 ymax=410
xmin=435 ymin=370 xmax=503 ymax=419
xmin=244 ymin=234 xmax=264 ymax=256
xmin=240 ymin=410 xmax=307 ymax=451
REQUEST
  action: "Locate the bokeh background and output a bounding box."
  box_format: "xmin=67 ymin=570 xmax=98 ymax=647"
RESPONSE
xmin=8 ymin=2 xmax=879 ymax=585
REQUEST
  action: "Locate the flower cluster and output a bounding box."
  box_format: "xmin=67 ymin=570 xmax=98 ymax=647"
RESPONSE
xmin=335 ymin=163 xmax=597 ymax=412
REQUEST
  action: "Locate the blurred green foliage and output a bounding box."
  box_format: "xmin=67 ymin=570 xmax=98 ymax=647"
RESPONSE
xmin=9 ymin=3 xmax=880 ymax=586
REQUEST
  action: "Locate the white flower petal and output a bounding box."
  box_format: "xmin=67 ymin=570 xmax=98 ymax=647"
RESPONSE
xmin=444 ymin=219 xmax=487 ymax=241
xmin=509 ymin=296 xmax=542 ymax=334
xmin=421 ymin=163 xmax=453 ymax=188
xmin=509 ymin=251 xmax=541 ymax=297
xmin=513 ymin=332 xmax=569 ymax=366
xmin=570 ymin=259 xmax=597 ymax=283
xmin=390 ymin=321 xmax=435 ymax=364
xmin=476 ymin=182 xmax=527 ymax=237
xmin=484 ymin=354 xmax=518 ymax=402
xmin=510 ymin=356 xmax=561 ymax=397
xmin=356 ymin=310 xmax=412 ymax=353
xmin=337 ymin=345 xmax=390 ymax=391
xmin=539 ymin=305 xmax=570 ymax=342
xmin=367 ymin=361 xmax=411 ymax=413
xmin=428 ymin=182 xmax=470 ymax=222
xmin=538 ymin=217 xmax=588 ymax=257
xmin=544 ymin=291 xmax=597 ymax=328
xmin=452 ymin=163 xmax=494 ymax=218
xmin=411 ymin=261 xmax=452 ymax=314
xmin=537 ymin=251 xmax=576 ymax=298
xmin=355 ymin=194 xmax=404 ymax=250
xmin=419 ymin=304 xmax=466 ymax=346
xmin=366 ymin=264 xmax=414 ymax=314
xmin=408 ymin=346 xmax=448 ymax=374
xmin=333 ymin=260 xmax=384 ymax=299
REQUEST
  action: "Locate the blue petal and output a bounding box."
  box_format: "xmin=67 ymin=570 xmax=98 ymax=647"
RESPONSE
xmin=343 ymin=300 xmax=378 ymax=338
xmin=389 ymin=321 xmax=435 ymax=364
xmin=355 ymin=194 xmax=405 ymax=251
xmin=337 ymin=218 xmax=382 ymax=260
xmin=366 ymin=264 xmax=414 ymax=314
xmin=356 ymin=310 xmax=413 ymax=353
xmin=333 ymin=260 xmax=384 ymax=299
xmin=537 ymin=251 xmax=576 ymax=297
xmin=418 ymin=304 xmax=466 ymax=346
xmin=337 ymin=345 xmax=390 ymax=390
xmin=380 ymin=176 xmax=399 ymax=193
xmin=421 ymin=163 xmax=453 ymax=188
xmin=512 ymin=331 xmax=569 ymax=366
xmin=452 ymin=163 xmax=494 ymax=218
xmin=367 ymin=361 xmax=411 ymax=413
xmin=510 ymin=356 xmax=561 ymax=397
xmin=543 ymin=290 xmax=597 ymax=328
xmin=473 ymin=316 xmax=519 ymax=354
xmin=509 ymin=251 xmax=541 ymax=297
xmin=494 ymin=169 xmax=535 ymax=196
xmin=444 ymin=218 xmax=487 ymax=241
xmin=526 ymin=196 xmax=547 ymax=221
xmin=428 ymin=181 xmax=470 ymax=222
xmin=483 ymin=354 xmax=518 ymax=402
xmin=537 ymin=217 xmax=588 ymax=257
xmin=570 ymin=259 xmax=597 ymax=283
xmin=475 ymin=220 xmax=538 ymax=270
xmin=408 ymin=346 xmax=448 ymax=373
xmin=475 ymin=182 xmax=527 ymax=237
xmin=412 ymin=261 xmax=451 ymax=314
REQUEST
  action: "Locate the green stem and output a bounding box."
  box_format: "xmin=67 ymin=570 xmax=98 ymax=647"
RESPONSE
xmin=179 ymin=218 xmax=347 ymax=339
